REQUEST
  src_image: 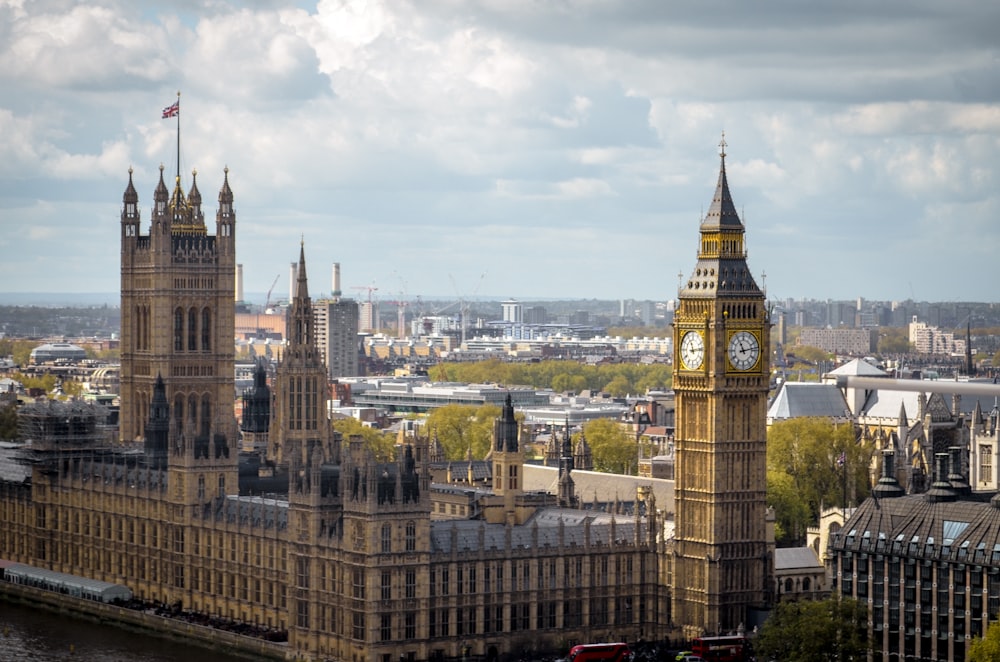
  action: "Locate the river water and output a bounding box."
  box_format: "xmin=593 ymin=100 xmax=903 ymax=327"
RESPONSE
xmin=0 ymin=601 xmax=254 ymax=661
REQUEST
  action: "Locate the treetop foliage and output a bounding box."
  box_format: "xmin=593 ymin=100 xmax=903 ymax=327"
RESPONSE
xmin=754 ymin=597 xmax=869 ymax=662
xmin=766 ymin=417 xmax=870 ymax=546
xmin=427 ymin=360 xmax=671 ymax=397
xmin=424 ymin=403 xmax=503 ymax=461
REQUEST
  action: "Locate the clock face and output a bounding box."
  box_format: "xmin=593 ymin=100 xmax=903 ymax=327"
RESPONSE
xmin=728 ymin=330 xmax=760 ymax=371
xmin=680 ymin=331 xmax=705 ymax=370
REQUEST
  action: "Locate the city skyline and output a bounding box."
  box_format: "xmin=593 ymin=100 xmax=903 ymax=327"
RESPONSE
xmin=2 ymin=1 xmax=999 ymax=302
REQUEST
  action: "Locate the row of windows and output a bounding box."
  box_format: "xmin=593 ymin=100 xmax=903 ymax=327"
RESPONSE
xmin=426 ymin=556 xmax=630 ymax=597
xmin=173 ymin=307 xmax=213 ymax=352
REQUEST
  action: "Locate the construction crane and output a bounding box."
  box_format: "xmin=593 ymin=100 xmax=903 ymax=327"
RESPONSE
xmin=264 ymin=274 xmax=280 ymax=312
xmin=450 ymin=272 xmax=487 ymax=346
xmin=256 ymin=274 xmax=280 ymax=341
xmin=383 ymin=300 xmax=409 ymax=339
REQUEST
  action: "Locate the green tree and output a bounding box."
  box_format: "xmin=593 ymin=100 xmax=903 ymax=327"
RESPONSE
xmin=877 ymin=328 xmax=911 ymax=354
xmin=580 ymin=418 xmax=635 ymax=474
xmin=0 ymin=403 xmax=17 ymax=441
xmin=767 ymin=418 xmax=869 ymax=545
xmin=970 ymin=619 xmax=1000 ymax=661
xmin=14 ymin=373 xmax=57 ymax=393
xmin=0 ymin=339 xmax=35 ymax=368
xmin=425 ymin=404 xmax=501 ymax=461
xmin=428 ymin=360 xmax=671 ymax=396
xmin=792 ymin=345 xmax=833 ymax=364
xmin=332 ymin=417 xmax=396 ymax=462
xmin=766 ymin=470 xmax=812 ymax=544
xmin=603 ymin=375 xmax=631 ymax=397
xmin=992 ymin=349 xmax=1000 ymax=368
xmin=755 ymin=597 xmax=869 ymax=662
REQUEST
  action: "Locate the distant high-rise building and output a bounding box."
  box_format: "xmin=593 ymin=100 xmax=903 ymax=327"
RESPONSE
xmin=501 ymin=298 xmax=522 ymax=323
xmin=359 ymin=301 xmax=376 ymax=333
xmin=639 ymin=300 xmax=655 ymax=326
xmin=524 ymin=305 xmax=547 ymax=324
xmin=314 ymin=298 xmax=360 ymax=379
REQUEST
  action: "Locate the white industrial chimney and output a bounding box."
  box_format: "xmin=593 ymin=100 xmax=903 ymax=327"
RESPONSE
xmin=332 ymin=262 xmax=341 ymax=299
xmin=235 ymin=264 xmax=244 ymax=302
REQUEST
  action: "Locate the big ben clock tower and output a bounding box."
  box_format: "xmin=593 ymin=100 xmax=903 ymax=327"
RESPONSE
xmin=672 ymin=137 xmax=770 ymax=635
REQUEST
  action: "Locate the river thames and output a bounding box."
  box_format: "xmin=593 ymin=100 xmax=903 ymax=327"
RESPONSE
xmin=0 ymin=601 xmax=257 ymax=661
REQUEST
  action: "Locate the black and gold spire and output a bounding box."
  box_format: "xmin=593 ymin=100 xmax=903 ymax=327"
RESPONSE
xmin=680 ymin=134 xmax=762 ymax=298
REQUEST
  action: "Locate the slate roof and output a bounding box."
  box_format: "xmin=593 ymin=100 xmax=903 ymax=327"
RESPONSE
xmin=774 ymin=547 xmax=823 ymax=571
xmin=827 ymin=358 xmax=888 ymax=377
xmin=831 ymin=491 xmax=1000 ymax=562
xmin=767 ymin=382 xmax=851 ymax=420
xmin=0 ymin=442 xmax=31 ymax=483
xmin=523 ymin=464 xmax=674 ymax=513
xmin=429 ymin=508 xmax=641 ymax=554
xmin=859 ymin=389 xmax=919 ymax=420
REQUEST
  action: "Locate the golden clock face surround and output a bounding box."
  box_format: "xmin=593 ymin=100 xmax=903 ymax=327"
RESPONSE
xmin=727 ymin=329 xmax=760 ymax=371
xmin=679 ymin=330 xmax=705 ymax=370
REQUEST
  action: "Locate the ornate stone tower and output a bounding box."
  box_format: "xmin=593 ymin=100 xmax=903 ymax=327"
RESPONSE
xmin=671 ymin=139 xmax=770 ymax=634
xmin=491 ymin=394 xmax=523 ymax=522
xmin=119 ymin=165 xmax=238 ymax=501
xmin=270 ymin=242 xmax=336 ymax=474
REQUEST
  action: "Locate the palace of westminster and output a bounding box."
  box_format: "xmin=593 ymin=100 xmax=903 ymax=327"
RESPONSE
xmin=0 ymin=148 xmax=775 ymax=661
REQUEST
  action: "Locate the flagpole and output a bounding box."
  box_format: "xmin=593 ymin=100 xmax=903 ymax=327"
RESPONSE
xmin=176 ymin=90 xmax=181 ymax=185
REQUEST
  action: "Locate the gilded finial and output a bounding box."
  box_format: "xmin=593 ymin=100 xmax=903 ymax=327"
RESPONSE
xmin=192 ymin=168 xmax=197 ymax=177
xmin=719 ymin=131 xmax=727 ymax=158
xmin=159 ymin=163 xmax=165 ymax=172
xmin=128 ymin=166 xmax=133 ymax=175
xmin=224 ymin=166 xmax=229 ymax=175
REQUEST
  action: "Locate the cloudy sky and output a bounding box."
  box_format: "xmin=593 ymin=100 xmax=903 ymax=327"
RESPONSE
xmin=2 ymin=0 xmax=998 ymax=305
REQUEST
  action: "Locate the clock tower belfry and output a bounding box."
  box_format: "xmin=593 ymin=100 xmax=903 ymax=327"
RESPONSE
xmin=671 ymin=137 xmax=771 ymax=635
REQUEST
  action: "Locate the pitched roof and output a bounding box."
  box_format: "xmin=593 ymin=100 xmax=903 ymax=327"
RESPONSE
xmin=523 ymin=464 xmax=674 ymax=512
xmin=827 ymin=358 xmax=888 ymax=377
xmin=774 ymin=547 xmax=823 ymax=571
xmin=768 ymin=382 xmax=851 ymax=420
xmin=832 ymin=492 xmax=1000 ymax=561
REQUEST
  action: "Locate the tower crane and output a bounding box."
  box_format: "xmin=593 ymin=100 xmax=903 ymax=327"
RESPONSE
xmin=450 ymin=272 xmax=487 ymax=346
xmin=264 ymin=274 xmax=280 ymax=312
xmin=256 ymin=274 xmax=280 ymax=341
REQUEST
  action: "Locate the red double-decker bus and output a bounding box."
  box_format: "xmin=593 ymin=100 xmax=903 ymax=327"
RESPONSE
xmin=690 ymin=636 xmax=753 ymax=662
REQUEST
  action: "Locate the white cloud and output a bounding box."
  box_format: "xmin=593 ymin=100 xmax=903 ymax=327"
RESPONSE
xmin=0 ymin=0 xmax=998 ymax=302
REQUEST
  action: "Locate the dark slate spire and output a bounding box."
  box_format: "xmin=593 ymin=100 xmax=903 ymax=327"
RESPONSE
xmin=494 ymin=393 xmax=519 ymax=453
xmin=217 ymin=166 xmax=234 ymax=217
xmin=240 ymin=358 xmax=271 ymax=434
xmin=123 ymin=167 xmax=138 ymax=207
xmin=188 ymin=169 xmax=203 ymax=213
xmin=287 ymin=240 xmax=314 ymax=348
xmin=680 ymin=135 xmax=762 ymax=298
xmin=296 ymin=238 xmax=310 ymax=302
xmin=144 ymin=373 xmax=169 ymax=469
xmin=122 ymin=166 xmax=140 ymax=227
xmin=153 ymin=164 xmax=169 ymax=219
xmin=558 ymin=418 xmax=575 ymax=482
xmin=700 ymin=133 xmax=743 ymax=230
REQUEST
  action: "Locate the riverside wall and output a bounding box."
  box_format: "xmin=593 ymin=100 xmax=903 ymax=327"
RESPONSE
xmin=0 ymin=581 xmax=287 ymax=660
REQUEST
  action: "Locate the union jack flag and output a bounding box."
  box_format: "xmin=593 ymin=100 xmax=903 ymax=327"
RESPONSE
xmin=162 ymin=101 xmax=179 ymax=118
